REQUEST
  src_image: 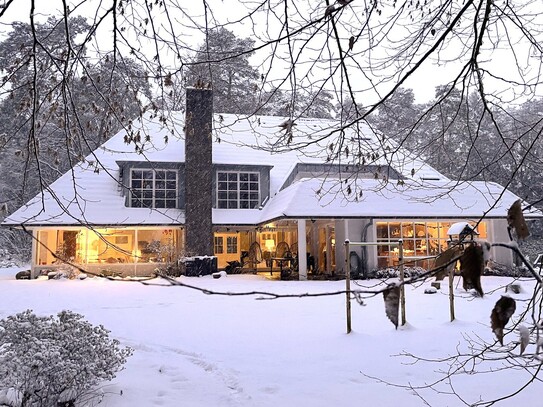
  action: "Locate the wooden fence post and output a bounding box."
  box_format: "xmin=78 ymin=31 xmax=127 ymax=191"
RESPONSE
xmin=345 ymin=240 xmax=352 ymax=334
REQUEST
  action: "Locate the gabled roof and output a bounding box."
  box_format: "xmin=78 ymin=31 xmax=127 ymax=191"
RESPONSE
xmin=3 ymin=113 xmax=538 ymax=228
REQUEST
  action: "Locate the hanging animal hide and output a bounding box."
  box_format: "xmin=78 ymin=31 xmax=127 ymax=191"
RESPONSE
xmin=490 ymin=296 xmax=516 ymax=345
xmin=460 ymin=244 xmax=484 ymax=297
xmin=383 ymin=285 xmax=401 ymax=329
xmin=507 ymin=199 xmax=530 ymax=240
xmin=433 ymin=245 xmax=462 ymax=281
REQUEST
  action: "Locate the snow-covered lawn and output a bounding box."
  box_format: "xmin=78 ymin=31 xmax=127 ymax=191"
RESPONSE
xmin=0 ymin=266 xmax=541 ymax=406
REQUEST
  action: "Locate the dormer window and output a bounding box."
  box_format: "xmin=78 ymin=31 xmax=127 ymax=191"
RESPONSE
xmin=130 ymin=169 xmax=178 ymax=208
xmin=217 ymin=171 xmax=260 ymax=209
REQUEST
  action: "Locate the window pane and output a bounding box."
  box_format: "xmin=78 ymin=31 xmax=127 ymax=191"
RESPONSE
xmin=377 ymin=245 xmax=389 ymax=256
xmin=249 ymin=173 xmax=258 ymax=181
xmin=402 ymin=222 xmax=414 ymax=238
xmin=376 ymin=222 xmax=389 ymax=239
xmin=218 ymin=172 xmax=227 ymax=181
xmin=389 ymin=223 xmax=401 ymax=238
xmin=228 ymin=173 xmax=237 ymax=181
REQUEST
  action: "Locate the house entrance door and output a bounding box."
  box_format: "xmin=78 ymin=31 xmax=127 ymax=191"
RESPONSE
xmin=214 ymin=233 xmax=240 ymax=268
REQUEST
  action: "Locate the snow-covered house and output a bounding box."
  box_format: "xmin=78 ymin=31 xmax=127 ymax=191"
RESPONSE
xmin=3 ymin=88 xmax=541 ymax=279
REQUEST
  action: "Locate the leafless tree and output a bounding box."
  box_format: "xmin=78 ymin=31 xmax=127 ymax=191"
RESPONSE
xmin=1 ymin=1 xmax=543 ymax=404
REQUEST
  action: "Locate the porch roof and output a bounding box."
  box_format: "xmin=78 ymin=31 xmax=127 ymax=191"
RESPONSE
xmin=258 ymin=178 xmax=543 ymax=221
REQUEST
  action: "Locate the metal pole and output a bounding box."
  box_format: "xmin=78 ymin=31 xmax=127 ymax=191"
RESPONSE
xmin=345 ymin=240 xmax=352 ymax=334
xmin=398 ymin=239 xmax=406 ymax=326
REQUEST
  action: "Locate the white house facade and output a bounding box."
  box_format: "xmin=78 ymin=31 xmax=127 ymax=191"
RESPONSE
xmin=3 ymin=88 xmax=540 ymax=279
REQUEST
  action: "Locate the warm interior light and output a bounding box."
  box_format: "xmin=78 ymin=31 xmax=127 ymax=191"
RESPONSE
xmin=264 ymin=239 xmax=275 ymax=252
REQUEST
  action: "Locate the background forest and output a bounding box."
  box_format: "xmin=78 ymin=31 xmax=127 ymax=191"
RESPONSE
xmin=0 ymin=17 xmax=542 ymax=261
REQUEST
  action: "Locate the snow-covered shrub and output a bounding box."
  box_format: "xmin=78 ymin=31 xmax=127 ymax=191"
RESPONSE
xmin=0 ymin=310 xmax=132 ymax=407
xmin=49 ymin=264 xmax=80 ymax=280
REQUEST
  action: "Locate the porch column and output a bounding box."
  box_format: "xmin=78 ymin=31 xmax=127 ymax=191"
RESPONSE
xmin=325 ymin=225 xmax=332 ymax=274
xmin=297 ymin=219 xmax=307 ymax=280
xmin=31 ymin=230 xmax=38 ymax=279
xmin=311 ymin=221 xmax=319 ymax=273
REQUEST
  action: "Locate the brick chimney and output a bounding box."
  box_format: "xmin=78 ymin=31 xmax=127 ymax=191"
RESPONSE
xmin=184 ymin=87 xmax=213 ymax=256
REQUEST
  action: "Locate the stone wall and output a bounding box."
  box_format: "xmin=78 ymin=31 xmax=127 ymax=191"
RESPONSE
xmin=185 ymin=87 xmax=214 ymax=256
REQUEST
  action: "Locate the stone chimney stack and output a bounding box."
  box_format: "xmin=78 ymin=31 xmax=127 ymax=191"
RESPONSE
xmin=185 ymin=87 xmax=214 ymax=256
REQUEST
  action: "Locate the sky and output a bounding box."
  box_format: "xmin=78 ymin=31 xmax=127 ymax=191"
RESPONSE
xmin=0 ymin=264 xmax=541 ymax=407
xmin=0 ymin=0 xmax=540 ymax=107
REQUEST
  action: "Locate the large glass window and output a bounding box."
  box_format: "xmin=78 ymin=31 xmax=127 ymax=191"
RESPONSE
xmin=217 ymin=171 xmax=259 ymax=209
xmin=130 ymin=169 xmax=177 ymax=208
xmin=35 ymin=228 xmax=183 ymax=266
xmin=375 ymin=221 xmax=487 ymax=269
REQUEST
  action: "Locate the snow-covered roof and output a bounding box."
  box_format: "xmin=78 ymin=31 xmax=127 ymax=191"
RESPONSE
xmin=3 ymin=113 xmax=539 ymax=228
xmin=260 ymin=178 xmax=541 ymax=221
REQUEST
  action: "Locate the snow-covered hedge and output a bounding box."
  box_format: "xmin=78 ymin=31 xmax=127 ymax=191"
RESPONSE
xmin=0 ymin=310 xmax=132 ymax=407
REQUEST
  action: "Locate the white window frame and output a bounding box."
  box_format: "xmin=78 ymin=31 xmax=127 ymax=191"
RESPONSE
xmin=130 ymin=169 xmax=178 ymax=209
xmin=216 ymin=171 xmax=260 ymax=209
xmin=226 ymin=236 xmax=238 ymax=254
xmin=214 ymin=236 xmax=224 ymax=254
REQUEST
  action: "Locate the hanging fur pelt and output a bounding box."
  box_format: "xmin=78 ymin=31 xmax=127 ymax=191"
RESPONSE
xmin=434 ymin=245 xmax=463 ymax=281
xmin=383 ymin=285 xmax=401 ymax=329
xmin=460 ymin=243 xmax=484 ymax=297
xmin=507 ymin=199 xmax=530 ymax=240
xmin=490 ymin=296 xmax=516 ymax=345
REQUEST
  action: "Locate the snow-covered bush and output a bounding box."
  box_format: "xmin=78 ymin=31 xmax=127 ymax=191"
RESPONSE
xmin=0 ymin=310 xmax=132 ymax=407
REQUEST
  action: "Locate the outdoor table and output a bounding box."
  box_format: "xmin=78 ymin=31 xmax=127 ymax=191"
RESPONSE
xmin=271 ymin=257 xmax=292 ymax=279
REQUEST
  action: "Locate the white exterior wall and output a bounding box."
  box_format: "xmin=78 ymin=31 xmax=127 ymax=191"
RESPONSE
xmin=334 ymin=220 xmax=346 ymax=275
xmin=488 ymin=219 xmax=513 ymax=266
xmin=335 ymin=219 xmax=375 ymax=276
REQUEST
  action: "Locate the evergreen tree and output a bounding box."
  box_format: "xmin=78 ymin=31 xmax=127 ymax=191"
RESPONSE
xmin=186 ymin=27 xmax=260 ymax=114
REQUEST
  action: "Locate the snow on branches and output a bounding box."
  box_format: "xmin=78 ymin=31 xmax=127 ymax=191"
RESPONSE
xmin=0 ymin=310 xmax=132 ymax=406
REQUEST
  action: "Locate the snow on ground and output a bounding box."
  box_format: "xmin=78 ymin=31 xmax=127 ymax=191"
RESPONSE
xmin=0 ymin=266 xmax=541 ymax=406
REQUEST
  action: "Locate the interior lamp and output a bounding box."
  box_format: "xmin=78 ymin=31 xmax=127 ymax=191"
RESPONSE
xmin=264 ymin=239 xmax=275 ymax=252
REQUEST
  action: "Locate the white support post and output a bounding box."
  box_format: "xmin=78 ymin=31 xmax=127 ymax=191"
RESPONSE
xmin=297 ymin=219 xmax=307 ymax=280
xmin=31 ymin=230 xmax=38 ymax=279
xmin=325 ymin=225 xmax=332 ymax=274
